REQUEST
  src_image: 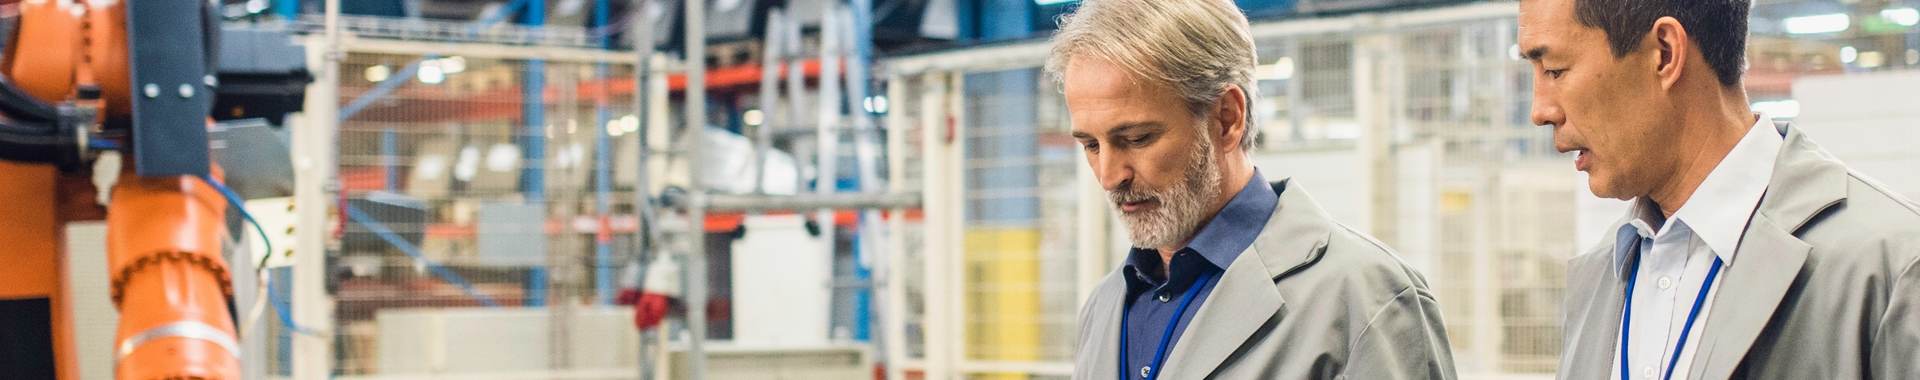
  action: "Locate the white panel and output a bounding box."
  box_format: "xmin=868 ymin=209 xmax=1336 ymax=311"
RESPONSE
xmin=729 ymin=214 xmax=833 ymax=346
xmin=1395 ymin=141 xmax=1440 ymax=274
xmin=1252 ymin=147 xmax=1371 ymax=232
xmin=1572 ymin=170 xmax=1631 ymax=254
xmin=64 ymin=223 xmax=115 ymax=380
xmin=1794 ymin=71 xmax=1920 ymax=199
xmin=375 ymin=307 xmax=641 ymax=375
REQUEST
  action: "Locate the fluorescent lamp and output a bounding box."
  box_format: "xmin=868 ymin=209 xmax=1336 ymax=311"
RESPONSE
xmin=1783 ymin=13 xmax=1850 ymax=34
xmin=364 ymin=65 xmax=391 ymax=82
xmin=417 ymin=65 xmax=446 ymax=84
xmin=1884 ymin=8 xmax=1920 ymax=27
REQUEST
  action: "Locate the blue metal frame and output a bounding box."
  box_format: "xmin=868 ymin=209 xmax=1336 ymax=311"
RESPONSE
xmin=591 ymin=0 xmax=617 ymax=306
xmin=382 ymin=128 xmax=399 ymax=191
xmin=346 ymin=205 xmax=502 ymax=307
xmin=338 ymin=59 xmax=425 ymax=122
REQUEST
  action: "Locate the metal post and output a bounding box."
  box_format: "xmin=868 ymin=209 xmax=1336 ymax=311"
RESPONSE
xmin=631 ymin=1 xmax=659 ymax=376
xmin=839 ymin=3 xmax=881 ymax=343
xmin=882 ymin=73 xmax=910 ymax=380
xmin=520 ymin=0 xmax=549 ymax=204
xmin=291 ymin=1 xmax=342 ymax=377
xmin=815 ymin=14 xmax=845 ymax=344
xmin=591 ymin=0 xmax=616 ymax=307
xmin=683 ymin=0 xmax=709 ymax=376
xmin=918 ymin=73 xmax=953 ymax=380
xmin=755 ymin=9 xmax=783 ymax=195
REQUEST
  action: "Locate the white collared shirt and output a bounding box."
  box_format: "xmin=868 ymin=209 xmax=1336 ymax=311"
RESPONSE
xmin=1609 ymin=114 xmax=1783 ymax=380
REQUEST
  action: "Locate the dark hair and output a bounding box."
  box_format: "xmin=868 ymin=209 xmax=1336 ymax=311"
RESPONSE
xmin=1574 ymin=0 xmax=1751 ymax=87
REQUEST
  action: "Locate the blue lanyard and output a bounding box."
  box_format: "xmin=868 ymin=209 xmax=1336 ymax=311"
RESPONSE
xmin=1619 ymin=253 xmax=1724 ymax=380
xmin=1118 ymin=271 xmax=1216 ymax=380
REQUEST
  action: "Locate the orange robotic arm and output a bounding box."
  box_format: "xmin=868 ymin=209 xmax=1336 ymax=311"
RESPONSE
xmin=2 ymin=0 xmax=244 ymax=379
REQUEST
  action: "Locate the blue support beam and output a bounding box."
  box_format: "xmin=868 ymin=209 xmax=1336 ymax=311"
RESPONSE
xmin=518 ymin=0 xmax=550 ymax=308
xmin=346 ymin=205 xmax=502 ymax=307
xmin=518 ymin=0 xmax=547 ymax=203
xmin=382 ymin=128 xmax=399 ymax=191
xmin=339 ymin=59 xmax=425 ymax=122
xmin=591 ymin=0 xmax=617 ymax=306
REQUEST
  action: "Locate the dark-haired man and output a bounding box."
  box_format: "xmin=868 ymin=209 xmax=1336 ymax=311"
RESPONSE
xmin=1519 ymin=0 xmax=1920 ymax=379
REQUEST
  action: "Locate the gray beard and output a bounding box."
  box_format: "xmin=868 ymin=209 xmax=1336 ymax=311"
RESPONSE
xmin=1110 ymin=132 xmax=1222 ymax=250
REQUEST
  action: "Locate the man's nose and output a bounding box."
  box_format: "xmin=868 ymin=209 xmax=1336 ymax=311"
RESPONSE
xmin=1093 ymin=150 xmax=1132 ymax=191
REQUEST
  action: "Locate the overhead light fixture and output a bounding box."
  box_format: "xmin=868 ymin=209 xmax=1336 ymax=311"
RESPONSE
xmin=364 ymin=64 xmax=391 ymax=82
xmin=1841 ymin=46 xmax=1859 ymax=64
xmin=1884 ymin=7 xmax=1920 ymax=27
xmin=439 ymin=56 xmax=468 ymax=74
xmin=743 ymin=109 xmax=765 ymax=126
xmin=607 ymin=119 xmax=626 ymax=136
xmin=1783 ymin=13 xmax=1850 ymax=34
xmin=417 ymin=65 xmax=446 ymax=84
xmin=862 ymin=96 xmax=889 ymax=114
xmin=1034 ymin=0 xmax=1079 ymax=5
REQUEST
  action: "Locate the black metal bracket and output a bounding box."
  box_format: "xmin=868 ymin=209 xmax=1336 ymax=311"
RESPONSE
xmin=125 ymin=0 xmax=215 ymax=177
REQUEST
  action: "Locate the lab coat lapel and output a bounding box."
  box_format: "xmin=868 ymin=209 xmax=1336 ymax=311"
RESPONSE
xmin=1158 ymin=179 xmax=1328 ymax=379
xmin=1688 ymin=123 xmax=1839 ymax=380
xmin=1086 ymin=274 xmax=1127 ymax=380
xmin=1563 ymin=239 xmax=1634 ymax=379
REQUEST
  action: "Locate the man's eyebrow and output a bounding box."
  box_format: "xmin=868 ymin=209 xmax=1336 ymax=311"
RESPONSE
xmin=1071 ymin=131 xmax=1094 ymax=139
xmin=1522 ymin=46 xmax=1550 ymax=61
xmin=1107 ymin=122 xmax=1165 ymax=138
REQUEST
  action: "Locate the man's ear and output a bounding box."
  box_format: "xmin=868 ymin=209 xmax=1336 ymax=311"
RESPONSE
xmin=1213 ymin=85 xmax=1248 ymax=154
xmin=1649 ymin=16 xmax=1689 ymax=90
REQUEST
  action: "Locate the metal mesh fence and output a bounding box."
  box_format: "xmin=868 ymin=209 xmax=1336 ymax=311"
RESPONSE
xmin=323 ymin=49 xmax=645 ymax=376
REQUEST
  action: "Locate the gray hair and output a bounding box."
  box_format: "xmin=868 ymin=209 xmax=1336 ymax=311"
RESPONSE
xmin=1045 ymin=0 xmax=1260 ymax=153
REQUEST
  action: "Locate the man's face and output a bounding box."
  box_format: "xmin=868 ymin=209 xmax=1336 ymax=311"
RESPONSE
xmin=1520 ymin=0 xmax=1678 ymax=200
xmin=1064 ymin=59 xmax=1223 ymax=249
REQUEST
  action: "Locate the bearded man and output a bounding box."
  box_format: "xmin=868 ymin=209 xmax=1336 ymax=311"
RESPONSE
xmin=1051 ymin=1 xmax=1457 ymax=379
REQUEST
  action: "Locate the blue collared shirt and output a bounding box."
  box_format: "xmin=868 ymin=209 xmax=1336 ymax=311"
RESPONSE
xmin=1119 ymin=170 xmax=1278 ymax=379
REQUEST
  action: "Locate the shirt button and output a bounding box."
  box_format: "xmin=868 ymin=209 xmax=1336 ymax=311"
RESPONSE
xmin=1141 ymin=366 xmax=1152 ymax=378
xmin=1155 ymin=292 xmax=1171 ymax=302
xmin=1658 ymin=276 xmax=1673 ymax=290
xmin=1642 ymin=366 xmax=1656 ymax=379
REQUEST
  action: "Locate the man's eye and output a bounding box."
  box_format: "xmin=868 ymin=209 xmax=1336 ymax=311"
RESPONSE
xmin=1544 ymin=69 xmax=1567 ymax=79
xmin=1082 ymin=141 xmax=1099 ymax=152
xmin=1126 ymin=135 xmax=1152 ymax=146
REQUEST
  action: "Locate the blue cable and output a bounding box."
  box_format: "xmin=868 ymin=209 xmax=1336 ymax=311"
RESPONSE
xmin=89 ymin=139 xmax=122 ymax=151
xmin=196 ymin=174 xmax=322 ymax=336
xmin=197 ymin=174 xmax=273 ymax=268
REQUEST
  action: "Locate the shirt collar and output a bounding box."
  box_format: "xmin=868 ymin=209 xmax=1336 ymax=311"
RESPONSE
xmin=1123 ymin=169 xmax=1278 ymax=281
xmin=1611 ymin=113 xmax=1783 ymax=276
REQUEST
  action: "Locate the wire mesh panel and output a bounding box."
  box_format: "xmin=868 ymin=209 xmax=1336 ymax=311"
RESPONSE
xmin=957 ymin=67 xmax=1084 ymax=379
xmin=321 ymin=48 xmax=644 ymax=376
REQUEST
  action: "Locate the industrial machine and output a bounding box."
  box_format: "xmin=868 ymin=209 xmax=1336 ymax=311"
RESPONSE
xmin=0 ymin=0 xmax=304 ymax=378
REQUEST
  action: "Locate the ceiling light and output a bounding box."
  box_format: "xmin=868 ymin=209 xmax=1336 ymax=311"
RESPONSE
xmin=1884 ymin=7 xmax=1920 ymax=27
xmin=1783 ymin=13 xmax=1850 ymax=34
xmin=744 ymin=109 xmax=765 ymax=126
xmin=365 ymin=65 xmax=391 ymax=82
xmin=417 ymin=65 xmax=445 ymax=84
